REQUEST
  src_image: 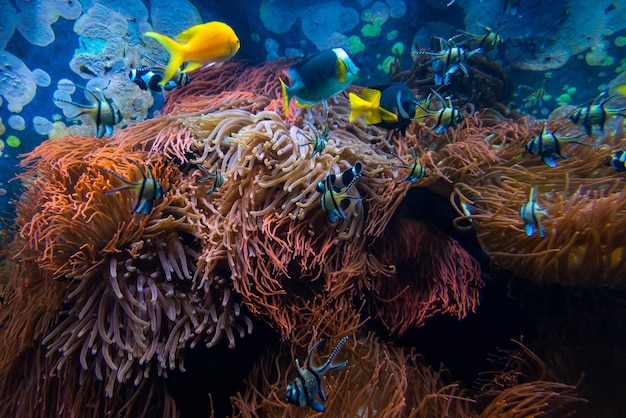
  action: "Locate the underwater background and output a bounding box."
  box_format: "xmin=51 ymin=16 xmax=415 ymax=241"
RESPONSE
xmin=2 ymin=0 xmax=626 ymax=417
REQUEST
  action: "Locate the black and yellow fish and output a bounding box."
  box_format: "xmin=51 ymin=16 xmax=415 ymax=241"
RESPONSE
xmin=413 ymin=90 xmax=464 ymax=134
xmin=281 ymin=47 xmax=359 ymax=115
xmin=525 ymin=122 xmax=589 ymax=167
xmin=569 ymin=91 xmax=626 ymax=136
xmin=54 ymin=83 xmax=123 ymax=138
xmin=103 ymin=160 xmax=165 ymax=214
xmin=316 ymin=162 xmax=363 ymax=223
xmin=197 ymin=164 xmax=224 ymax=194
xmin=520 ymin=79 xmax=547 ymax=108
xmin=286 ymin=336 xmax=349 ymax=412
xmin=519 ymin=187 xmax=549 ymax=237
xmin=391 ymin=146 xmax=427 ymax=183
xmin=451 ymin=24 xmax=504 ymax=51
xmin=349 ymin=83 xmax=419 ymax=134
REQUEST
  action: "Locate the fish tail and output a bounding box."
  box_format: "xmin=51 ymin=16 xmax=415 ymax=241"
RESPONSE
xmin=348 ymin=93 xmax=370 ymax=122
xmin=280 ymin=78 xmax=291 ymax=116
xmin=53 ymin=98 xmax=89 ymax=119
xmin=144 ymin=31 xmax=184 ymax=85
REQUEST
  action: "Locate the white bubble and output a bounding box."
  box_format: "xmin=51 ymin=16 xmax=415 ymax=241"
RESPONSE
xmin=33 ymin=68 xmax=51 ymax=87
xmin=8 ymin=114 xmax=25 ymax=130
xmin=33 ymin=116 xmax=53 ymax=135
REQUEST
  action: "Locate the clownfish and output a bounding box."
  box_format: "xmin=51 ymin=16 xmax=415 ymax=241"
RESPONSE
xmin=281 ymin=47 xmax=359 ymax=115
xmin=569 ymin=91 xmax=626 ymax=136
xmin=519 ymin=187 xmax=549 ymax=237
xmin=54 ymin=83 xmax=123 ymax=138
xmin=197 ymin=164 xmax=224 ymax=194
xmin=316 ymin=162 xmax=363 ymax=223
xmin=144 ymin=21 xmax=240 ymax=86
xmin=103 ymin=159 xmax=165 ymax=214
xmin=349 ymin=83 xmax=419 ymax=134
xmin=413 ymin=90 xmax=464 ymax=134
xmin=525 ymin=122 xmax=590 ymax=167
xmin=286 ymin=336 xmax=349 ymax=412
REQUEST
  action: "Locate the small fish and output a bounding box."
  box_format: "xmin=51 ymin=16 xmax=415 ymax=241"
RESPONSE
xmin=298 ymin=119 xmax=329 ymax=159
xmin=281 ymin=47 xmax=359 ymax=115
xmin=606 ymin=149 xmax=626 ymax=172
xmin=144 ymin=21 xmax=240 ymax=85
xmin=525 ymin=122 xmax=589 ymax=167
xmin=129 ymin=64 xmax=190 ymax=93
xmin=391 ymin=146 xmax=427 ymax=182
xmin=451 ymin=24 xmax=504 ymax=51
xmin=197 ymin=164 xmax=224 ymax=194
xmin=316 ymin=162 xmax=363 ymax=223
xmin=519 ymin=187 xmax=549 ymax=237
xmin=349 ymin=83 xmax=419 ymax=134
xmin=413 ymin=90 xmax=464 ymax=134
xmin=103 ymin=159 xmax=165 ymax=214
xmin=54 ymin=83 xmax=123 ymax=138
xmin=569 ymin=91 xmax=626 ymax=136
xmin=286 ymin=336 xmax=349 ymax=413
xmin=520 ymin=79 xmax=547 ymax=108
xmin=416 ymin=37 xmax=481 ymax=85
xmin=504 ymin=0 xmax=521 ymax=15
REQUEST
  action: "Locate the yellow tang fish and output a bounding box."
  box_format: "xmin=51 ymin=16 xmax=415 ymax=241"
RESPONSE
xmin=144 ymin=21 xmax=240 ymax=85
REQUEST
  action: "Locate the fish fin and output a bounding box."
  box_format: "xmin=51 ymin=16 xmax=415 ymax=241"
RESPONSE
xmin=524 ymin=224 xmax=535 ymax=237
xmin=174 ymin=23 xmax=203 ymax=44
xmin=615 ymin=85 xmax=626 ymax=96
xmin=310 ymin=399 xmax=325 ymax=412
xmin=144 ymin=31 xmax=184 ymax=85
xmin=542 ymin=156 xmax=557 ymax=167
xmin=336 ymin=57 xmax=348 ymax=84
xmin=379 ymin=106 xmax=399 ymax=123
xmin=280 ymin=78 xmax=291 ymax=116
xmin=349 ymin=90 xmax=380 ymax=123
xmin=181 ymin=61 xmax=203 ymax=73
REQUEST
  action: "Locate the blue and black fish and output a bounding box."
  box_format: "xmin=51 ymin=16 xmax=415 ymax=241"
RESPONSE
xmin=525 ymin=122 xmax=589 ymax=167
xmin=103 ymin=159 xmax=165 ymax=214
xmin=54 ymin=83 xmax=123 ymax=138
xmin=349 ymin=82 xmax=419 ymax=134
xmin=316 ymin=162 xmax=363 ymax=223
xmin=197 ymin=164 xmax=224 ymax=194
xmin=129 ymin=65 xmax=190 ymax=93
xmin=519 ymin=187 xmax=549 ymax=237
xmin=286 ymin=336 xmax=349 ymax=412
xmin=281 ymin=47 xmax=359 ymax=115
xmin=606 ymin=149 xmax=626 ymax=172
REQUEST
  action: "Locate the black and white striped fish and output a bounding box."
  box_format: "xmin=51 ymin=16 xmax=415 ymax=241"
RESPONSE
xmin=54 ymin=83 xmax=123 ymax=138
xmin=391 ymin=146 xmax=427 ymax=183
xmin=519 ymin=187 xmax=548 ymax=237
xmin=316 ymin=162 xmax=363 ymax=223
xmin=569 ymin=91 xmax=626 ymax=136
xmin=525 ymin=122 xmax=589 ymax=167
xmin=103 ymin=159 xmax=165 ymax=214
xmin=286 ymin=336 xmax=349 ymax=412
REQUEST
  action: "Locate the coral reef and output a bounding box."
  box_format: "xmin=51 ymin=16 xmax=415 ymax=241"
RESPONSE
xmin=0 ymin=59 xmax=490 ymax=416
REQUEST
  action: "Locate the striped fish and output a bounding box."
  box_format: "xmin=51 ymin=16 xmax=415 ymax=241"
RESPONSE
xmin=525 ymin=122 xmax=589 ymax=167
xmin=519 ymin=187 xmax=549 ymax=237
xmin=103 ymin=159 xmax=165 ymax=214
xmin=316 ymin=162 xmax=363 ymax=223
xmin=413 ymin=90 xmax=464 ymax=134
xmin=197 ymin=164 xmax=224 ymax=194
xmin=286 ymin=336 xmax=349 ymax=412
xmin=391 ymin=146 xmax=427 ymax=183
xmin=569 ymin=91 xmax=626 ymax=136
xmin=54 ymin=83 xmax=123 ymax=138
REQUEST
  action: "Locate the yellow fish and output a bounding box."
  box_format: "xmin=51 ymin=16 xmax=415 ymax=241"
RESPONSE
xmin=144 ymin=21 xmax=240 ymax=85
